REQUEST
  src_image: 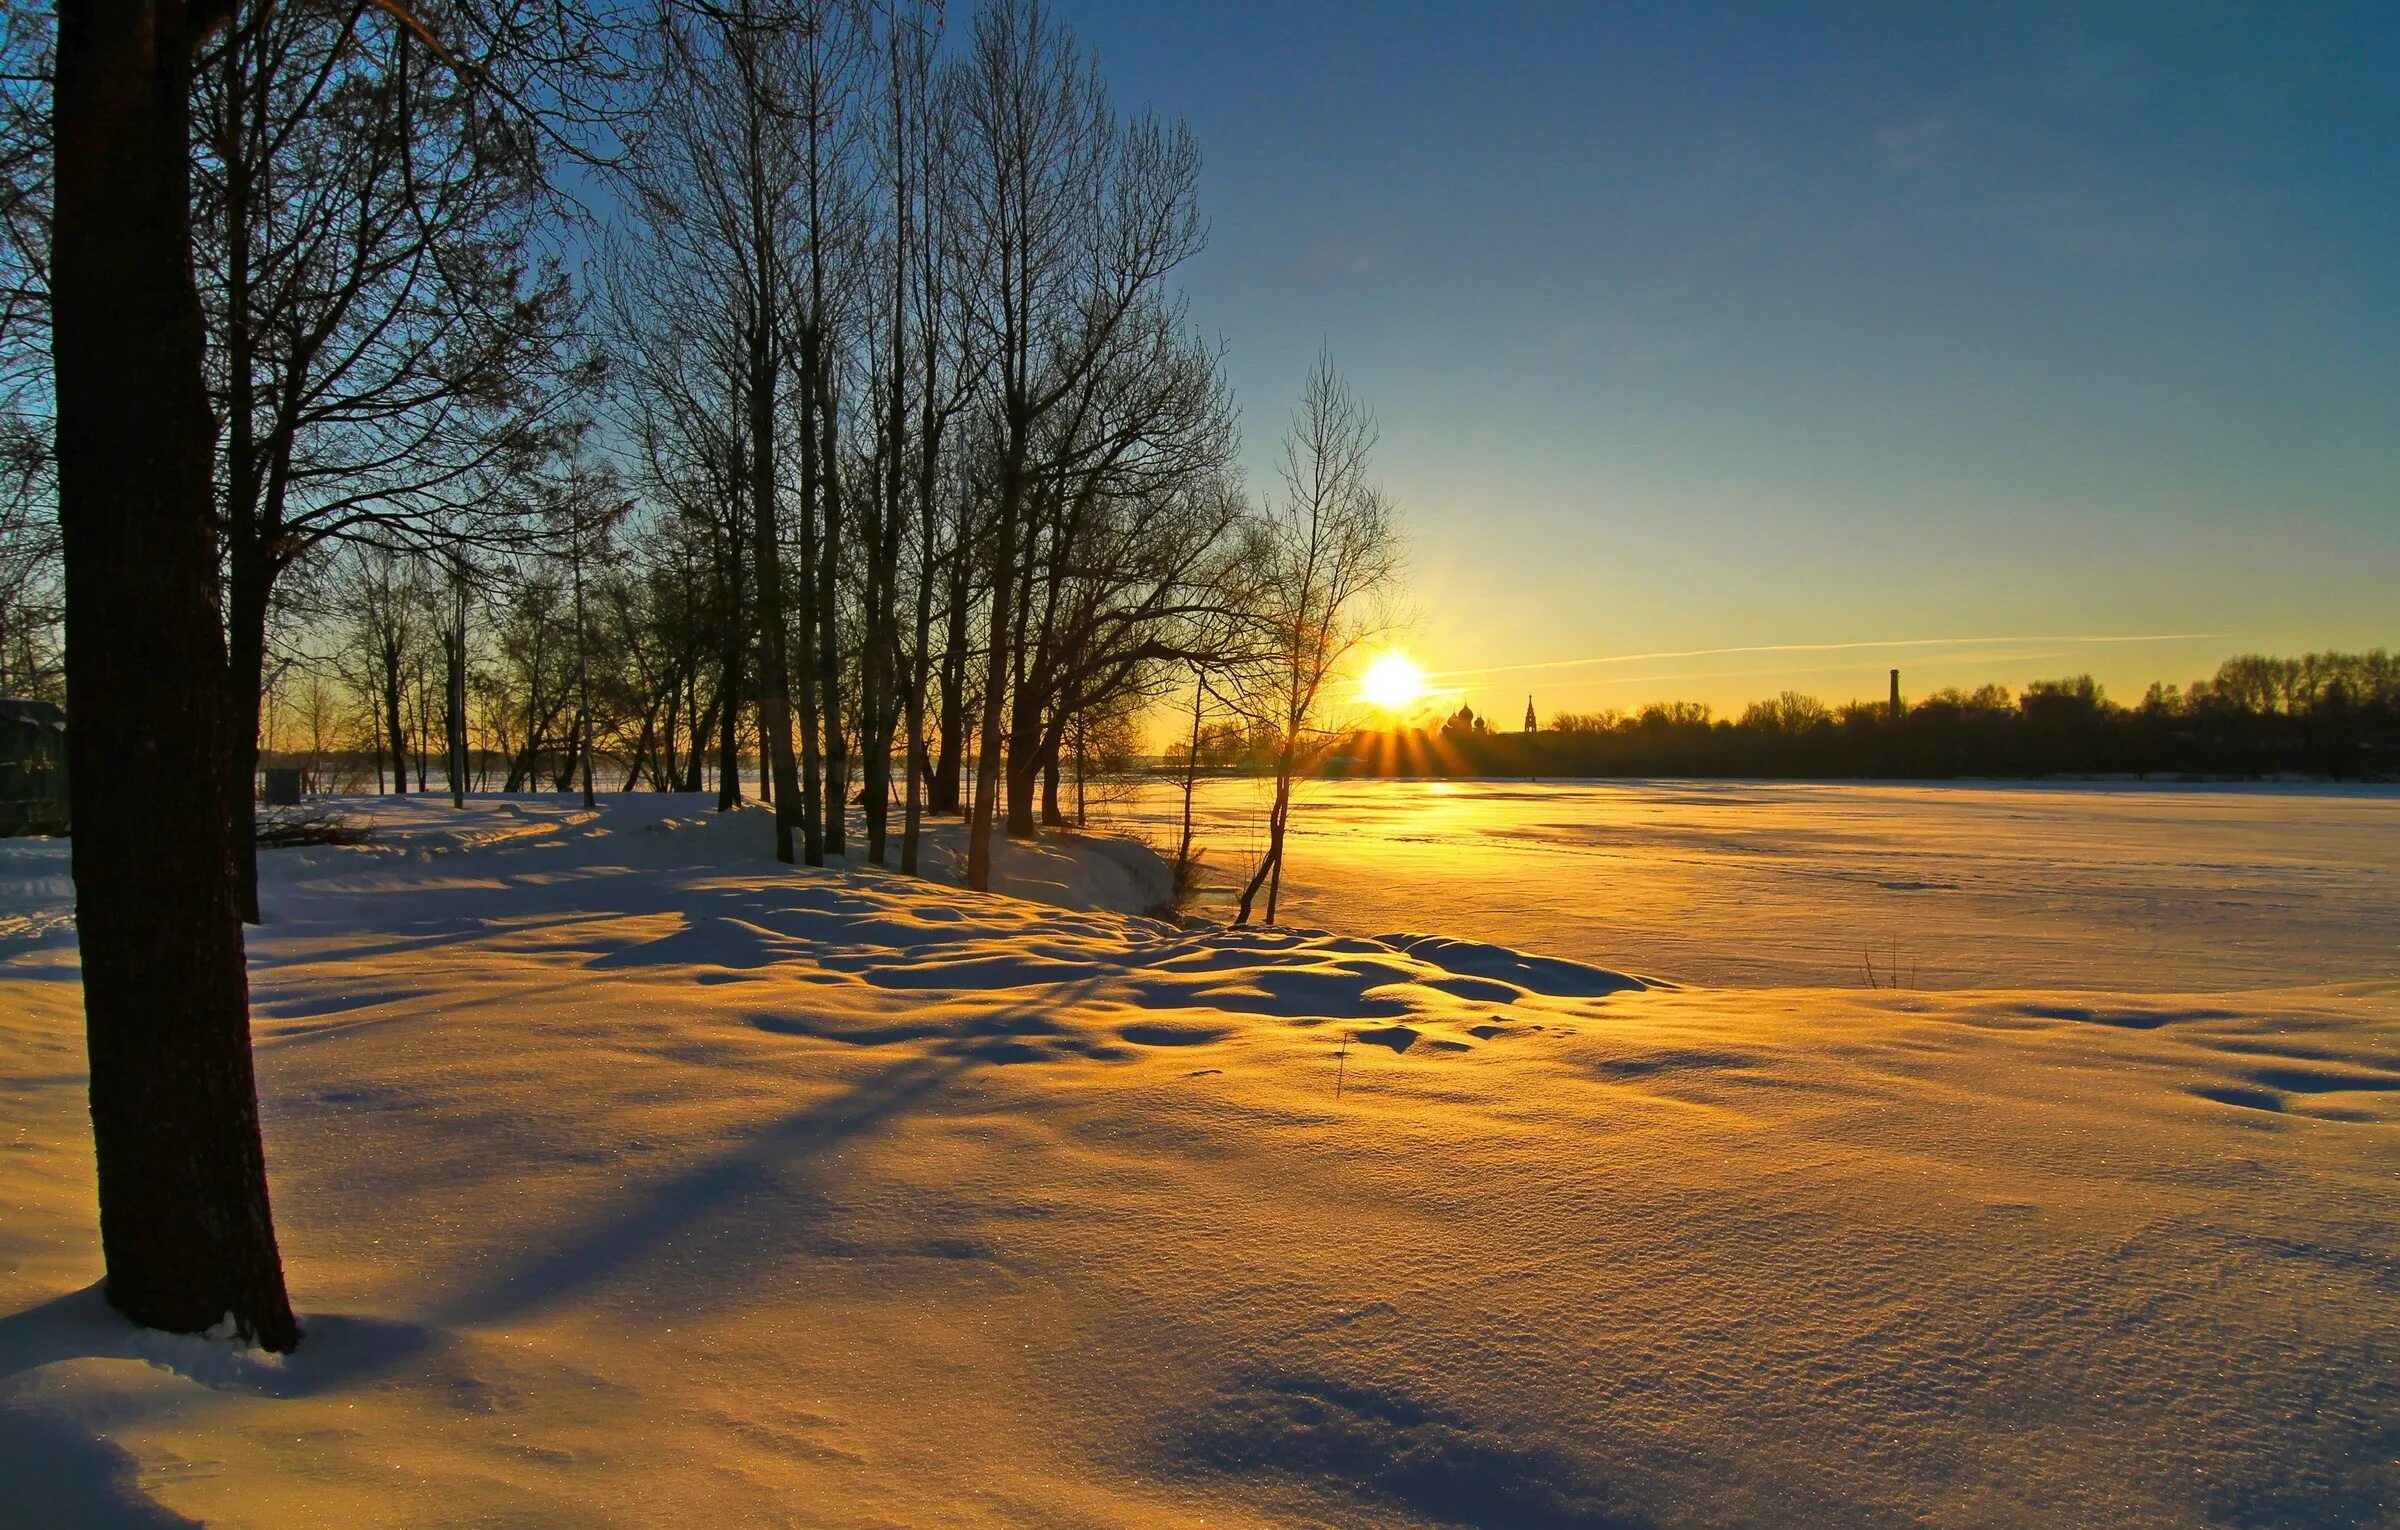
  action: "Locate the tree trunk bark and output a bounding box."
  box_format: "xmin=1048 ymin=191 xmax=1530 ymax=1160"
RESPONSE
xmin=966 ymin=470 xmax=1019 ymax=892
xmin=225 ymin=551 xmax=270 ymax=922
xmin=1005 ymin=746 xmax=1041 ymax=837
xmin=1041 ymin=747 xmax=1064 ymax=829
xmin=446 ymin=564 xmax=468 ymax=809
xmin=384 ymin=667 xmax=406 ymax=797
xmin=749 ymin=335 xmax=803 ymax=862
xmin=1234 ymin=767 xmax=1294 ymax=927
xmin=1001 ymin=547 xmax=1041 ymax=840
xmin=815 ymin=381 xmax=846 ymax=861
xmin=931 ymin=618 xmax=964 ymax=814
xmin=1177 ymin=672 xmax=1204 ymax=876
xmin=52 ymin=0 xmax=299 ymax=1351
xmin=715 ymin=627 xmax=743 ymax=810
xmin=791 ymin=339 xmax=825 ymax=866
xmin=900 ymin=666 xmax=927 ymax=876
xmin=572 ymin=537 xmax=595 ymax=809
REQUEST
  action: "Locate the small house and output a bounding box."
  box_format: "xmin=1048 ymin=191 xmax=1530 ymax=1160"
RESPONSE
xmin=0 ymin=698 xmax=69 ymax=835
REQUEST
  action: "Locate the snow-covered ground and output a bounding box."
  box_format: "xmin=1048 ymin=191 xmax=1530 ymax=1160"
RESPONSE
xmin=2 ymin=791 xmax=2396 ymax=1527
xmin=1108 ymin=777 xmax=2400 ymax=990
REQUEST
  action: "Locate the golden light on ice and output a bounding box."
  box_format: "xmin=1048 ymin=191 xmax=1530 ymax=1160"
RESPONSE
xmin=1360 ymin=652 xmax=1428 ymax=714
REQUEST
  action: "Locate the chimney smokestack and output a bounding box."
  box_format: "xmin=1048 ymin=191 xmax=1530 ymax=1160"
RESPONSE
xmin=1889 ymin=669 xmax=1902 ymax=720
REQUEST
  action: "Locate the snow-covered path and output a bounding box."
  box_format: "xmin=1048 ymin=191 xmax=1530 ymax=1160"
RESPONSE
xmin=2 ymin=796 xmax=2395 ymax=1526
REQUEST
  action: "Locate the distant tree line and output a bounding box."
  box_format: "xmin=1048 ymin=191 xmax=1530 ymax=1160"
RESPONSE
xmin=1323 ymin=651 xmax=2400 ymax=781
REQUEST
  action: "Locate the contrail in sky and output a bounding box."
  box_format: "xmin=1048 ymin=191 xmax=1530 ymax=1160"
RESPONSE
xmin=1424 ymin=633 xmax=2222 ymax=682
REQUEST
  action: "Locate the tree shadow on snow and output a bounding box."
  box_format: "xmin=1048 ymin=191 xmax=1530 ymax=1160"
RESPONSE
xmin=438 ymin=976 xmax=1119 ymax=1329
xmin=0 ymin=1391 xmax=200 ymax=1529
xmin=0 ymin=1282 xmax=444 ymax=1528
xmin=1176 ymin=1369 xmax=1653 ymax=1529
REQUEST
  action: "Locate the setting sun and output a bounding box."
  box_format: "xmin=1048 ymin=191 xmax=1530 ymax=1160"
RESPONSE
xmin=1359 ymin=652 xmax=1427 ymax=714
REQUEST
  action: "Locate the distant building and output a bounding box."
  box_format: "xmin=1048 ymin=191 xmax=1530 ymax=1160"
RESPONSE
xmin=0 ymin=698 xmax=69 ymax=835
xmin=1524 ymin=695 xmax=1537 ymax=733
xmin=1441 ymin=703 xmax=1489 ymax=738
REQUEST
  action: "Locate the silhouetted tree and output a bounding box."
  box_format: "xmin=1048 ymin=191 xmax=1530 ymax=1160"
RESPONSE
xmin=1232 ymin=351 xmax=1398 ymax=926
xmin=953 ymin=0 xmax=1206 ymax=890
xmin=51 ymin=0 xmax=298 ymax=1350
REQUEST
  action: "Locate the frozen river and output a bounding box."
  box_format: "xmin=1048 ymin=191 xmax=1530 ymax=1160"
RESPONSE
xmin=1104 ymin=778 xmax=2400 ymax=992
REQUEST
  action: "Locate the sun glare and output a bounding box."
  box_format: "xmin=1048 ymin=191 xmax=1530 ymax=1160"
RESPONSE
xmin=1360 ymin=652 xmax=1428 ymax=714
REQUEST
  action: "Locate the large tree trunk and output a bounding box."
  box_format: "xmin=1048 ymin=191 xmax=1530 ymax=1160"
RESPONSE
xmin=51 ymin=0 xmax=299 ymax=1351
xmin=1005 ymin=748 xmax=1041 ymax=838
xmin=685 ymin=673 xmax=713 ymax=794
xmin=858 ymin=492 xmax=898 ymax=865
xmin=1040 ymin=745 xmax=1064 ymax=829
xmin=1177 ymin=677 xmax=1203 ymax=873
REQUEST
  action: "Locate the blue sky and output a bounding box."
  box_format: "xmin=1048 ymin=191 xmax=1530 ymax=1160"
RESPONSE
xmin=1056 ymin=1 xmax=2398 ymax=715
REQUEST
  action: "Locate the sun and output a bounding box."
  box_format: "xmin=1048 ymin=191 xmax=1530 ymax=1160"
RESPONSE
xmin=1359 ymin=652 xmax=1428 ymax=715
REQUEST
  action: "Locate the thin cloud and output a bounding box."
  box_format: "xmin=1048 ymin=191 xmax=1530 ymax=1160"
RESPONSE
xmin=1427 ymin=632 xmax=2219 ymax=682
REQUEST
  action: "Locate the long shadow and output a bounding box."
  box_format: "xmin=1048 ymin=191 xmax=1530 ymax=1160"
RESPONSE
xmin=0 ymin=817 xmax=1159 ymax=1502
xmin=0 ymin=1383 xmax=201 ymax=1528
xmin=448 ymin=971 xmax=1119 ymax=1328
xmin=0 ymin=986 xmax=1106 ymax=1458
xmin=447 ymin=1027 xmax=992 ymax=1328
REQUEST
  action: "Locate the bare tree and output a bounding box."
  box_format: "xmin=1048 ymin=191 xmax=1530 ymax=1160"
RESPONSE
xmin=1232 ymin=351 xmax=1399 ymax=926
xmin=998 ymin=329 xmax=1242 ymax=835
xmin=190 ymin=0 xmax=595 ymax=916
xmin=532 ymin=460 xmax=627 ymax=808
xmin=331 ymin=545 xmax=436 ymax=794
xmin=951 ymin=0 xmax=1204 ymax=890
xmin=0 ymin=5 xmax=61 ymax=703
xmin=601 ymin=222 xmax=755 ymax=811
xmin=860 ymin=0 xmax=977 ymax=869
xmin=616 ymin=0 xmax=840 ymax=862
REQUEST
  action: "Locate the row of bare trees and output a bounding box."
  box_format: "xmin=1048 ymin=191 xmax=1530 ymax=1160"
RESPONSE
xmin=596 ymin=0 xmax=1267 ymax=891
xmin=10 ymin=0 xmax=1403 ymax=905
xmin=13 ymin=0 xmax=1398 ymax=1349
